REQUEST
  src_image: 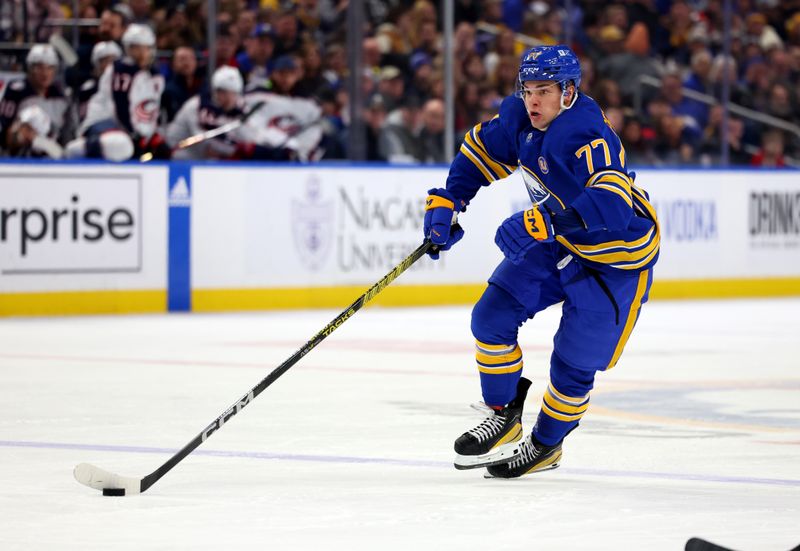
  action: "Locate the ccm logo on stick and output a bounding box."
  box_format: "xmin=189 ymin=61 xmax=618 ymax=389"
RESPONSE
xmin=0 ymin=194 xmax=134 ymax=256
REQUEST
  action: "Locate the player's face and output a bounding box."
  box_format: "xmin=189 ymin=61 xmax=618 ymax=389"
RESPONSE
xmin=520 ymin=80 xmax=564 ymax=130
xmin=128 ymin=44 xmax=154 ymax=68
xmin=96 ymin=56 xmax=116 ymax=76
xmin=29 ymin=63 xmax=56 ymax=90
xmin=214 ymin=89 xmax=239 ymax=112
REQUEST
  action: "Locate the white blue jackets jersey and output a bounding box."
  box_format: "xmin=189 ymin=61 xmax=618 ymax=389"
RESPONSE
xmin=81 ymin=58 xmax=164 ymax=140
xmin=166 ymin=93 xmax=247 ymax=159
xmin=0 ymin=78 xmax=70 ymax=147
xmin=447 ymin=93 xmax=660 ymax=274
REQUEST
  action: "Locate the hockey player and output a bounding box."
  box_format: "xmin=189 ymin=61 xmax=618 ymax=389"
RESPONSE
xmin=166 ymin=65 xmax=248 ymax=160
xmin=4 ymin=105 xmax=64 ymax=158
xmin=243 ymin=67 xmax=324 ymax=161
xmin=423 ymin=45 xmax=659 ymax=478
xmin=76 ymin=41 xmax=122 ymax=121
xmin=0 ymin=44 xmax=70 ymax=152
xmin=67 ymin=24 xmax=166 ymax=161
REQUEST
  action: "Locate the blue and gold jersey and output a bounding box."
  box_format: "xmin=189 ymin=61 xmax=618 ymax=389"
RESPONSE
xmin=446 ymin=93 xmax=659 ymax=274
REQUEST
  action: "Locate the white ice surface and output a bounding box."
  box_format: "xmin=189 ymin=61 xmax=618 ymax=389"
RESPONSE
xmin=0 ymin=299 xmax=798 ymax=550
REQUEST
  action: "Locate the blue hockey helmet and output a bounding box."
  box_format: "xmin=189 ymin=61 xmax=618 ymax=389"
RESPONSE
xmin=516 ymin=45 xmax=582 ymax=97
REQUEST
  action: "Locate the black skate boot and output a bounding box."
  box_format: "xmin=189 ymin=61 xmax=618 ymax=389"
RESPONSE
xmin=453 ymin=377 xmax=532 ymax=470
xmin=485 ymin=432 xmax=562 ymax=478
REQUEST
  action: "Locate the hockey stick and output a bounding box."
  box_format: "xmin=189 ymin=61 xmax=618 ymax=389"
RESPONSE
xmin=74 ymin=233 xmax=446 ymax=496
xmin=139 ymin=100 xmax=266 ymax=162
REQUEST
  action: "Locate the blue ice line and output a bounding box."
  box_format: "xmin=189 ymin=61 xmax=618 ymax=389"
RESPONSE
xmin=2 ymin=440 xmax=799 ymax=488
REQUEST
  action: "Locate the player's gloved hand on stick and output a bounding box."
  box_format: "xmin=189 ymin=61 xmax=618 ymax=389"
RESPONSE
xmin=424 ymin=188 xmax=464 ymax=260
xmin=495 ymin=205 xmax=555 ymax=264
xmin=137 ymin=133 xmax=171 ymax=160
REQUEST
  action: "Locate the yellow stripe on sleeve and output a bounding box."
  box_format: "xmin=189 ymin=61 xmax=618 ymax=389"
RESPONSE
xmin=463 ymin=130 xmax=506 ymax=180
xmin=469 ymin=125 xmax=516 ymax=175
xmin=459 ymin=142 xmax=496 ymax=182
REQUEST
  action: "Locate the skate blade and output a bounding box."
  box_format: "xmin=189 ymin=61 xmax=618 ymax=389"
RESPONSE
xmin=482 ymin=463 xmax=560 ymax=479
xmin=454 ymin=443 xmax=520 ymax=470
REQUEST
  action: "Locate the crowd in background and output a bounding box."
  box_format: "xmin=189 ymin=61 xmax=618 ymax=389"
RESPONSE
xmin=1 ymin=0 xmax=799 ymax=167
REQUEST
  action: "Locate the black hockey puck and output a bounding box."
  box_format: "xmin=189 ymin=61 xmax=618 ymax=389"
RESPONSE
xmin=102 ymin=488 xmax=125 ymax=496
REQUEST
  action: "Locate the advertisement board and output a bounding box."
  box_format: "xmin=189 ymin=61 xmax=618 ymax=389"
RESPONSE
xmin=191 ymin=166 xmax=800 ymax=308
xmin=0 ymin=164 xmax=169 ymax=314
xmin=1 ymin=161 xmax=798 ymax=315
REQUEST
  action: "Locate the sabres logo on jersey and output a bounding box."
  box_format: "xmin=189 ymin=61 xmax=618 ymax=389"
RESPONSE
xmin=520 ymin=165 xmax=550 ymax=204
xmin=538 ymin=156 xmax=549 ymax=174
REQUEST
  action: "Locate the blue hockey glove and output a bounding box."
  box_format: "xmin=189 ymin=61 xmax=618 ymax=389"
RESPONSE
xmin=424 ymin=188 xmax=464 ymax=259
xmin=495 ymin=206 xmax=555 ymax=264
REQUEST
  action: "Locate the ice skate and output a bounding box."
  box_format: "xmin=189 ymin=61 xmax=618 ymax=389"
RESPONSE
xmin=484 ymin=432 xmax=562 ymax=478
xmin=453 ymin=377 xmax=531 ymax=470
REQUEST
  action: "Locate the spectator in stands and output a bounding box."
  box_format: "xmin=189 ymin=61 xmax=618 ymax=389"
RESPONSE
xmin=578 ymin=56 xmax=596 ymax=96
xmin=456 ymin=80 xmax=485 ymax=137
xmin=363 ymin=37 xmax=383 ymax=79
xmin=408 ymin=52 xmax=435 ymax=103
xmin=235 ymin=10 xmax=257 ymax=45
xmin=364 ymin=93 xmax=388 ymax=162
xmin=381 ymin=95 xmax=421 ymax=163
xmin=376 ymin=66 xmax=405 ymax=113
xmin=699 ymin=115 xmax=751 ymax=165
xmin=163 ymin=46 xmax=205 ymax=122
xmin=655 ymin=113 xmax=698 ymax=166
xmin=4 ymin=0 xmax=64 ymax=43
xmin=237 ymin=24 xmax=276 ymax=87
xmin=156 ymin=5 xmax=191 ymax=51
xmin=745 ymin=13 xmax=783 ymax=52
xmin=661 ymin=0 xmax=695 ymax=64
xmin=295 ymin=42 xmax=328 ymax=99
xmin=98 ymin=6 xmax=128 ymax=43
xmin=461 ymin=51 xmax=488 ymax=85
xmin=413 ymin=19 xmax=440 ymax=58
xmin=604 ymin=106 xmax=625 ymax=134
xmin=659 ymin=72 xmax=707 ymax=137
xmin=764 ymin=82 xmax=796 ymax=124
xmin=258 ymin=55 xmax=303 ymax=96
xmin=128 ymin=0 xmax=155 ymax=27
xmin=321 ymin=43 xmax=347 ymax=91
xmin=708 ymin=55 xmax=750 ymax=105
xmin=273 ymin=9 xmax=302 ymax=58
xmin=593 ymin=24 xmax=660 ymax=104
xmin=416 ymin=98 xmax=447 ymax=164
xmin=750 ymin=129 xmax=787 ymax=167
xmin=786 ymin=13 xmax=800 ymax=48
xmin=454 ymin=21 xmax=478 ymax=65
xmin=489 ymin=54 xmax=518 ymax=97
xmin=213 ymin=24 xmax=240 ymax=70
xmin=620 ymin=115 xmax=658 ymax=167
xmin=593 ymin=79 xmax=623 ymax=110
xmin=684 ymin=50 xmax=713 ymax=96
xmin=483 ymin=24 xmax=516 ymax=77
